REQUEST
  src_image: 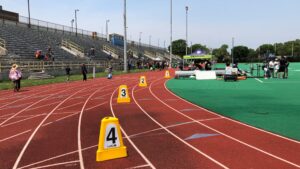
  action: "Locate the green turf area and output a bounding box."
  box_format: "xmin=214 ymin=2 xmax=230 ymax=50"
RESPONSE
xmin=0 ymin=69 xmax=148 ymax=91
xmin=167 ymin=63 xmax=300 ymax=141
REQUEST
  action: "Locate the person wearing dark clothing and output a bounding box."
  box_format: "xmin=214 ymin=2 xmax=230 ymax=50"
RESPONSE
xmin=65 ymin=66 xmax=71 ymax=81
xmin=284 ymin=57 xmax=289 ymax=78
xmin=81 ymin=64 xmax=88 ymax=81
xmin=107 ymin=66 xmax=113 ymax=79
xmin=205 ymin=61 xmax=212 ymax=70
xmin=278 ymin=56 xmax=286 ymax=78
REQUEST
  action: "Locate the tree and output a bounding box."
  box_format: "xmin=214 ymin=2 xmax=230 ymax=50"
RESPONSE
xmin=168 ymin=39 xmax=187 ymax=57
xmin=257 ymin=44 xmax=274 ymax=57
xmin=232 ymin=46 xmax=249 ymax=62
xmin=212 ymin=44 xmax=230 ymax=62
xmin=191 ymin=44 xmax=210 ymax=54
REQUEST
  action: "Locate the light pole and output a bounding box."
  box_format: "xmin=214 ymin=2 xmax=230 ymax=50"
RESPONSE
xmin=164 ymin=40 xmax=166 ymax=49
xmin=124 ymin=0 xmax=128 ymax=72
xmin=158 ymin=39 xmax=160 ymax=48
xmin=292 ymin=42 xmax=294 ymax=57
xmin=190 ymin=41 xmax=193 ymax=54
xmin=170 ymin=0 xmax=173 ymax=68
xmin=139 ymin=32 xmax=142 ymax=46
xmin=75 ymin=9 xmax=79 ymax=36
xmin=149 ymin=35 xmax=152 ymax=47
xmin=71 ymin=19 xmax=74 ymax=32
xmin=27 ymin=0 xmax=31 ymax=28
xmin=106 ymin=19 xmax=110 ymax=41
xmin=185 ymin=6 xmax=189 ymax=56
xmin=231 ymin=37 xmax=235 ymax=65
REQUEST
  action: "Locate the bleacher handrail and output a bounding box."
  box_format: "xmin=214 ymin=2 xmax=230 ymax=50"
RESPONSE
xmin=61 ymin=39 xmax=84 ymax=54
xmin=0 ymin=38 xmax=6 ymax=49
xmin=103 ymin=45 xmax=119 ymax=55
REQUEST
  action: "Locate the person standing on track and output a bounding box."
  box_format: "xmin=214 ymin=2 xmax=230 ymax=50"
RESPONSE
xmin=65 ymin=65 xmax=71 ymax=81
xmin=81 ymin=64 xmax=88 ymax=81
xmin=9 ymin=64 xmax=22 ymax=92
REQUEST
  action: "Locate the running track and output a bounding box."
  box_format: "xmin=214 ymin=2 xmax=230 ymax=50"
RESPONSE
xmin=0 ymin=70 xmax=299 ymax=169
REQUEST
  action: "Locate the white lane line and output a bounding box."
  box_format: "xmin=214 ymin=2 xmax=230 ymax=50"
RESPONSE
xmin=58 ymin=102 xmax=84 ymax=111
xmin=163 ymin=82 xmax=300 ymax=145
xmin=85 ymin=102 xmax=108 ymax=111
xmin=1 ymin=114 xmax=45 ymax=127
xmin=55 ymin=112 xmax=79 ymax=123
xmin=128 ymin=117 xmax=225 ymax=139
xmin=255 ymin=78 xmax=264 ymax=83
xmin=29 ymin=160 xmax=79 ymax=169
xmin=126 ymin=164 xmax=150 ymax=169
xmin=0 ymin=86 xmax=52 ymax=110
xmin=0 ymin=130 xmax=31 ymax=143
xmin=0 ymin=87 xmax=72 ymax=127
xmin=42 ymin=122 xmax=53 ymax=127
xmin=0 ymin=113 xmax=15 ymax=118
xmin=0 ymin=102 xmax=36 ymax=111
xmin=133 ymin=85 xmax=228 ymax=169
xmin=110 ymin=87 xmax=156 ymax=169
xmin=25 ymin=101 xmax=61 ymax=111
xmin=77 ymin=87 xmax=104 ymax=169
xmin=17 ymin=145 xmax=97 ymax=169
xmin=12 ymin=88 xmax=85 ymax=169
xmin=158 ymin=82 xmax=300 ymax=168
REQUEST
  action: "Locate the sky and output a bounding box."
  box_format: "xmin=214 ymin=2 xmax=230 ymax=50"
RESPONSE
xmin=1 ymin=0 xmax=300 ymax=49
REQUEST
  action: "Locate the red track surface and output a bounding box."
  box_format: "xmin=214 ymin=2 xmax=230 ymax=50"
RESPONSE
xmin=0 ymin=70 xmax=299 ymax=169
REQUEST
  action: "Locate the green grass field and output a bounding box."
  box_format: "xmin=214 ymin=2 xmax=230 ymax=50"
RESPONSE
xmin=0 ymin=69 xmax=148 ymax=91
xmin=167 ymin=63 xmax=300 ymax=141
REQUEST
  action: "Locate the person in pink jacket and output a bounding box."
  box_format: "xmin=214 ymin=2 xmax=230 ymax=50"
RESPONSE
xmin=9 ymin=64 xmax=22 ymax=92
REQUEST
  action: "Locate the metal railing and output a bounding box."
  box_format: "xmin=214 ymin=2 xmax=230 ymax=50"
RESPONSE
xmin=61 ymin=39 xmax=84 ymax=54
xmin=103 ymin=45 xmax=119 ymax=56
xmin=0 ymin=37 xmax=6 ymax=49
xmin=1 ymin=15 xmax=167 ymax=51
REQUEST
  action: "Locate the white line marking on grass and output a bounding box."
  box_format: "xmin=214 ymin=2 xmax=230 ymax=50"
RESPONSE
xmin=111 ymin=88 xmax=156 ymax=169
xmin=78 ymin=87 xmax=104 ymax=169
xmin=12 ymin=88 xmax=85 ymax=169
xmin=164 ymin=82 xmax=300 ymax=145
xmin=159 ymin=82 xmax=300 ymax=168
xmin=29 ymin=160 xmax=79 ymax=169
xmin=132 ymin=85 xmax=228 ymax=169
xmin=255 ymin=78 xmax=264 ymax=83
xmin=0 ymin=130 xmax=31 ymax=143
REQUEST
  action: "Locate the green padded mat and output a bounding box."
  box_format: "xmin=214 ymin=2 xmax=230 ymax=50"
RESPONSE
xmin=167 ymin=63 xmax=300 ymax=141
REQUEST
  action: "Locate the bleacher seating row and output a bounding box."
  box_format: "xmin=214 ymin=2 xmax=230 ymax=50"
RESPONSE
xmin=0 ymin=20 xmax=179 ymax=64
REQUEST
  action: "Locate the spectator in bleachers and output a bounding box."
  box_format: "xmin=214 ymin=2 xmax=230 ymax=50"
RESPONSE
xmin=81 ymin=64 xmax=88 ymax=81
xmin=35 ymin=50 xmax=43 ymax=60
xmin=46 ymin=46 xmax=54 ymax=61
xmin=90 ymin=46 xmax=95 ymax=57
xmin=9 ymin=64 xmax=22 ymax=92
